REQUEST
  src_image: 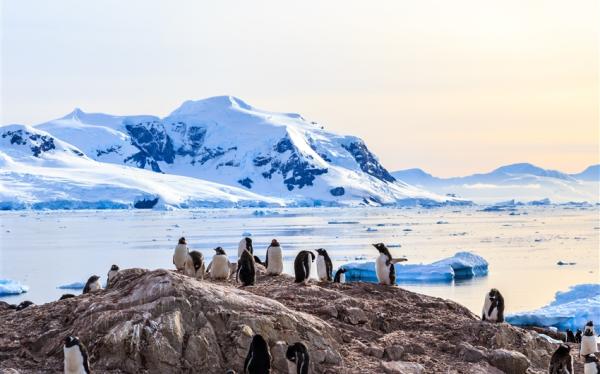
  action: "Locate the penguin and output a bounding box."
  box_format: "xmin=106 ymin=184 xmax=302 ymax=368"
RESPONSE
xmin=481 ymin=288 xmax=505 ymax=323
xmin=333 ymin=268 xmax=347 ymax=283
xmin=244 ymin=334 xmax=271 ymax=374
xmin=15 ymin=300 xmax=34 ymax=311
xmin=106 ymin=264 xmax=119 ymax=287
xmin=238 ymin=237 xmax=253 ymax=258
xmin=63 ymin=336 xmax=90 ymax=374
xmin=373 ymin=243 xmax=407 ymax=285
xmin=60 ymin=294 xmax=76 ymax=300
xmin=253 ymin=255 xmax=265 ymax=267
xmin=286 ymin=342 xmax=309 ymax=374
xmin=584 ymin=354 xmax=600 ymax=374
xmin=548 ymin=344 xmax=573 ymax=374
xmin=315 ymin=248 xmax=333 ymax=282
xmin=265 ymin=239 xmax=283 ymax=276
xmin=294 ymin=250 xmax=315 ymax=284
xmin=576 ymin=329 xmax=583 ymax=343
xmin=82 ymin=275 xmax=102 ymax=294
xmin=173 ymin=237 xmax=189 ymax=272
xmin=206 ymin=247 xmax=231 ymax=280
xmin=566 ymin=329 xmax=576 ymax=343
xmin=237 ymin=249 xmax=256 ymax=286
xmin=184 ymin=250 xmax=205 ymax=279
xmin=581 ymin=321 xmax=598 ymax=357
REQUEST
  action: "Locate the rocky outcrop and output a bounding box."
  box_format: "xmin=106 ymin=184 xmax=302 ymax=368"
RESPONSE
xmin=0 ymin=269 xmax=573 ymax=373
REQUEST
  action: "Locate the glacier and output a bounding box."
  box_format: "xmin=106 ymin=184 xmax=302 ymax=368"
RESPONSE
xmin=339 ymin=251 xmax=488 ymax=283
xmin=506 ymin=283 xmax=600 ymax=331
xmin=0 ymin=279 xmax=29 ymax=296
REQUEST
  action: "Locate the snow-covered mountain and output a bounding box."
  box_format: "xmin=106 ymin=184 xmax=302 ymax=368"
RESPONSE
xmin=31 ymin=96 xmax=458 ymax=207
xmin=392 ymin=163 xmax=600 ymax=204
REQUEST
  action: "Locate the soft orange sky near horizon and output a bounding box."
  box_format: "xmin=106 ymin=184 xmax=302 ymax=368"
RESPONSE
xmin=2 ymin=0 xmax=598 ymax=177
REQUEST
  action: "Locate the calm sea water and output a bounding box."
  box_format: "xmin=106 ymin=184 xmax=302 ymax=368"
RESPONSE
xmin=1 ymin=206 xmax=598 ymax=315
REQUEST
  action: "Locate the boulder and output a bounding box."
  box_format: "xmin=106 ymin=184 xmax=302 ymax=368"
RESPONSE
xmin=488 ymin=348 xmax=530 ymax=374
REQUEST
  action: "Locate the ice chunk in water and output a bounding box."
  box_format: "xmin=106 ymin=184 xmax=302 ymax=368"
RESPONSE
xmin=0 ymin=279 xmax=29 ymax=295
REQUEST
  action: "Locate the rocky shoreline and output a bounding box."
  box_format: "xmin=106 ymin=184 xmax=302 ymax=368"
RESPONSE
xmin=0 ymin=268 xmax=586 ymax=373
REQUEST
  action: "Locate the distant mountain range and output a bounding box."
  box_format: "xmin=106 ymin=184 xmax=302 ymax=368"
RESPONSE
xmin=392 ymin=163 xmax=599 ymax=204
xmin=0 ymin=96 xmax=459 ymax=209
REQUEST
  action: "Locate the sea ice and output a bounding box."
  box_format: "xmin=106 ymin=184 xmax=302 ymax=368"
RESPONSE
xmin=506 ymin=284 xmax=600 ymax=331
xmin=57 ymin=282 xmax=86 ymax=290
xmin=0 ymin=279 xmax=29 ymax=295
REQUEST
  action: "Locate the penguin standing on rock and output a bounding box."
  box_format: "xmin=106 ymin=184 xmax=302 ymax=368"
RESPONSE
xmin=173 ymin=237 xmax=189 ymax=272
xmin=373 ymin=243 xmax=407 ymax=285
xmin=244 ymin=334 xmax=271 ymax=374
xmin=207 ymin=247 xmax=231 ymax=280
xmin=106 ymin=265 xmax=119 ymax=287
xmin=316 ymin=248 xmax=333 ymax=282
xmin=566 ymin=329 xmax=576 ymax=343
xmin=584 ymin=354 xmax=600 ymax=374
xmin=238 ymin=237 xmax=253 ymax=258
xmin=265 ymin=239 xmax=283 ymax=276
xmin=576 ymin=329 xmax=583 ymax=343
xmin=63 ymin=336 xmax=90 ymax=374
xmin=294 ymin=251 xmax=315 ymax=284
xmin=82 ymin=275 xmax=102 ymax=294
xmin=581 ymin=321 xmax=598 ymax=357
xmin=334 ymin=268 xmax=347 ymax=283
xmin=481 ymin=288 xmax=505 ymax=323
xmin=286 ymin=342 xmax=310 ymax=374
xmin=184 ymin=251 xmax=205 ymax=279
xmin=548 ymin=344 xmax=573 ymax=374
xmin=237 ymin=249 xmax=256 ymax=286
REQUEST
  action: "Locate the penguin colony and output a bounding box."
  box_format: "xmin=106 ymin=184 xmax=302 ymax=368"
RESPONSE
xmin=37 ymin=236 xmax=596 ymax=373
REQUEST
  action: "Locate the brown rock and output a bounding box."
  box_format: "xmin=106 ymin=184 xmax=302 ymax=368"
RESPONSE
xmin=381 ymin=360 xmax=425 ymax=374
xmin=488 ymin=348 xmax=530 ymax=374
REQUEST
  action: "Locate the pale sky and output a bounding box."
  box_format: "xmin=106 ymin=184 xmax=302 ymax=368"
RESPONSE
xmin=1 ymin=0 xmax=598 ymax=177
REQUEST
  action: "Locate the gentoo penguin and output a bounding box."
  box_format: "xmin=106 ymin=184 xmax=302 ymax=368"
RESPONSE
xmin=315 ymin=248 xmax=333 ymax=282
xmin=265 ymin=239 xmax=283 ymax=276
xmin=106 ymin=264 xmax=119 ymax=287
xmin=60 ymin=294 xmax=76 ymax=300
xmin=581 ymin=321 xmax=598 ymax=357
xmin=333 ymin=268 xmax=347 ymax=283
xmin=82 ymin=275 xmax=102 ymax=294
xmin=576 ymin=329 xmax=583 ymax=343
xmin=63 ymin=336 xmax=90 ymax=374
xmin=566 ymin=329 xmax=576 ymax=343
xmin=286 ymin=342 xmax=310 ymax=374
xmin=481 ymin=288 xmax=505 ymax=323
xmin=244 ymin=334 xmax=271 ymax=374
xmin=173 ymin=237 xmax=189 ymax=272
xmin=294 ymin=250 xmax=315 ymax=284
xmin=237 ymin=249 xmax=256 ymax=286
xmin=584 ymin=354 xmax=600 ymax=374
xmin=207 ymin=247 xmax=231 ymax=280
xmin=373 ymin=243 xmax=407 ymax=285
xmin=548 ymin=344 xmax=573 ymax=374
xmin=238 ymin=237 xmax=253 ymax=258
xmin=184 ymin=250 xmax=205 ymax=279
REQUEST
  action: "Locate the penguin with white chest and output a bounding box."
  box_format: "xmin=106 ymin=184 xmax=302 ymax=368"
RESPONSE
xmin=334 ymin=268 xmax=347 ymax=283
xmin=548 ymin=344 xmax=573 ymax=374
xmin=244 ymin=334 xmax=271 ymax=374
xmin=481 ymin=288 xmax=505 ymax=323
xmin=173 ymin=237 xmax=189 ymax=272
xmin=581 ymin=321 xmax=598 ymax=357
xmin=238 ymin=237 xmax=253 ymax=258
xmin=184 ymin=250 xmax=205 ymax=279
xmin=207 ymin=247 xmax=231 ymax=280
xmin=584 ymin=354 xmax=600 ymax=374
xmin=316 ymin=248 xmax=333 ymax=282
xmin=237 ymin=249 xmax=256 ymax=286
xmin=373 ymin=243 xmax=407 ymax=285
xmin=106 ymin=264 xmax=119 ymax=288
xmin=286 ymin=342 xmax=310 ymax=374
xmin=265 ymin=239 xmax=283 ymax=276
xmin=63 ymin=336 xmax=90 ymax=374
xmin=294 ymin=250 xmax=315 ymax=284
xmin=82 ymin=275 xmax=102 ymax=294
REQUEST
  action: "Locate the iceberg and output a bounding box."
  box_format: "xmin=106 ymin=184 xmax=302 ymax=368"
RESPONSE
xmin=57 ymin=282 xmax=86 ymax=290
xmin=0 ymin=279 xmax=29 ymax=295
xmin=340 ymin=251 xmax=488 ymax=283
xmin=506 ymin=284 xmax=600 ymax=331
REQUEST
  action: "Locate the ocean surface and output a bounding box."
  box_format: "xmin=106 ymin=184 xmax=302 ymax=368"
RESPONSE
xmin=1 ymin=206 xmax=598 ymax=315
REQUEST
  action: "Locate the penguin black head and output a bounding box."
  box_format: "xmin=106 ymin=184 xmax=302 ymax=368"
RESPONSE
xmin=488 ymin=288 xmax=501 ymax=300
xmin=87 ymin=275 xmax=100 ymax=283
xmin=110 ymin=264 xmax=119 ymax=271
xmin=244 ymin=237 xmax=253 ymax=251
xmin=585 ymin=354 xmax=599 ymax=364
xmin=586 ymin=320 xmax=594 ymax=327
xmin=584 ymin=320 xmax=595 ymax=335
xmin=554 ymin=343 xmax=570 ymax=356
xmin=178 ymin=237 xmax=186 ymax=245
xmin=64 ymin=336 xmax=80 ymax=348
xmin=338 ymin=268 xmax=347 ymax=274
xmin=214 ymin=246 xmax=226 ymax=255
xmin=372 ymin=243 xmax=387 ymax=252
xmin=271 ymin=239 xmax=279 ymax=247
xmin=316 ymin=248 xmax=327 ymax=256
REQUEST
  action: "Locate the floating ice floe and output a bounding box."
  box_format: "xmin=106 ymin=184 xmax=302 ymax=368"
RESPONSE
xmin=57 ymin=282 xmax=86 ymax=290
xmin=506 ymin=283 xmax=600 ymax=331
xmin=339 ymin=251 xmax=488 ymax=283
xmin=0 ymin=279 xmax=29 ymax=295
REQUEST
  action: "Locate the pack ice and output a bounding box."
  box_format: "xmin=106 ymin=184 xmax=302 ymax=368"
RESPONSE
xmin=0 ymin=279 xmax=29 ymax=296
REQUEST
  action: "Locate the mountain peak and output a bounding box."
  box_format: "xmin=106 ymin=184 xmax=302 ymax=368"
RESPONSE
xmin=170 ymin=96 xmax=253 ymax=117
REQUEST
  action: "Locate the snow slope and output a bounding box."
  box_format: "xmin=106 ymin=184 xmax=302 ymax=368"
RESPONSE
xmin=0 ymin=125 xmax=286 ymax=209
xmin=34 ymin=96 xmax=460 ymax=207
xmin=392 ymin=163 xmax=599 ymax=204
